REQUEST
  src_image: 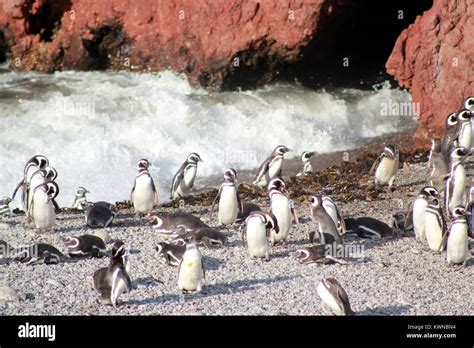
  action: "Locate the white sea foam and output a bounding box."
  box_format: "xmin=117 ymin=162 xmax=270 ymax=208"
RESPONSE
xmin=0 ymin=70 xmax=416 ymax=207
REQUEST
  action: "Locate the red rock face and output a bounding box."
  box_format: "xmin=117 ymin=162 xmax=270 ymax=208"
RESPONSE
xmin=386 ymin=0 xmax=474 ymax=147
xmin=0 ymin=0 xmax=351 ymax=88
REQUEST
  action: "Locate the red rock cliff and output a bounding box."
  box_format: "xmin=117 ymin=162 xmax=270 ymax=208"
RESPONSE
xmin=386 ymin=0 xmax=474 ymax=146
xmin=0 ymin=0 xmax=351 ymax=88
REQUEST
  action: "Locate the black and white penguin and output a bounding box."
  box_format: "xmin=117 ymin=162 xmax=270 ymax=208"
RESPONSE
xmin=72 ymin=187 xmax=89 ymax=210
xmin=155 ymin=242 xmax=186 ymax=267
xmin=148 ymin=212 xmax=208 ymax=236
xmin=424 ymin=197 xmax=447 ymax=252
xmin=12 ymin=243 xmax=65 ymax=265
xmin=268 ymin=178 xmax=295 ymax=244
xmin=82 ymin=201 xmax=116 ymax=228
xmin=412 ymin=186 xmax=439 ymax=242
xmin=446 ymin=206 xmax=470 ymax=266
xmin=428 ymin=139 xmax=449 ymax=193
xmin=309 ymin=196 xmax=343 ymax=244
xmin=211 ymin=168 xmax=242 ymax=225
xmin=0 ymin=197 xmax=12 ymax=216
xmin=343 ymin=217 xmax=394 ymax=239
xmin=93 ymin=241 xmax=131 ymax=307
xmin=370 ymin=145 xmax=399 ymax=188
xmin=242 ymin=211 xmax=279 ymax=261
xmin=253 ymin=145 xmax=291 ymax=187
xmin=178 ymin=238 xmax=205 ymax=292
xmin=62 ymin=235 xmax=107 ymax=258
xmin=131 ymin=159 xmax=159 ymax=213
xmin=453 ymin=109 xmax=472 ymax=150
xmin=297 ymin=151 xmax=315 ymax=176
xmin=292 ymin=245 xmax=335 ymax=265
xmin=30 ymin=182 xmax=59 ymax=232
xmin=317 ymin=278 xmax=354 ymax=316
xmin=172 ymin=227 xmax=229 ymax=249
xmin=170 ymin=153 xmax=202 ymax=199
xmin=445 ymin=147 xmax=469 ymax=216
xmin=441 ymin=112 xmax=459 ymax=160
xmin=322 ymin=195 xmax=346 ymax=235
xmin=27 ymin=167 xmax=58 ymax=214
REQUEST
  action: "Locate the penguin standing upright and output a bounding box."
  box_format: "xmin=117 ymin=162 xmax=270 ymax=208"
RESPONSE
xmin=321 ymin=195 xmax=346 ymax=235
xmin=445 ymin=147 xmax=469 ymax=216
xmin=412 ymin=186 xmax=439 ymax=242
xmin=93 ymin=241 xmax=131 ymax=307
xmin=370 ymin=145 xmax=399 ymax=188
xmin=242 ymin=211 xmax=279 ymax=261
xmin=446 ymin=206 xmax=470 ymax=266
xmin=29 ymin=182 xmax=59 ymax=232
xmin=309 ymin=196 xmax=343 ymax=245
xmin=72 ymin=187 xmax=89 ymax=210
xmin=131 ymin=159 xmax=159 ymax=213
xmin=253 ymin=145 xmax=291 ymax=187
xmin=428 ymin=139 xmax=449 ymax=193
xmin=297 ymin=151 xmax=315 ymax=176
xmin=441 ymin=113 xmax=458 ymax=159
xmin=178 ymin=238 xmax=205 ymax=292
xmin=267 ymin=178 xmax=294 ymax=244
xmin=424 ymin=197 xmax=447 ymax=252
xmin=317 ymin=278 xmax=354 ymax=316
xmin=211 ymin=168 xmax=242 ymax=225
xmin=27 ymin=167 xmax=57 ymax=218
xmin=453 ymin=109 xmax=472 ymax=150
xmin=170 ymin=153 xmax=202 ymax=199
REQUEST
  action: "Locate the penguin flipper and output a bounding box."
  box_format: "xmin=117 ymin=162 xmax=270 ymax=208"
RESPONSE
xmin=52 ymin=198 xmax=61 ymax=213
xmin=209 ymin=186 xmax=222 ymax=222
xmin=130 ymin=182 xmax=136 ymax=205
xmin=254 ymin=157 xmax=271 ymax=184
xmin=237 ymin=193 xmax=243 ymax=215
xmin=201 ymin=259 xmax=206 ymax=282
xmin=12 ymin=179 xmax=24 ymax=200
xmin=369 ymin=154 xmax=382 ymax=175
xmin=170 ymin=167 xmax=185 ymax=199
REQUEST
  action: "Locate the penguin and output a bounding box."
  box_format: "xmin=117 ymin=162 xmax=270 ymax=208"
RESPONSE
xmin=0 ymin=197 xmax=12 ymax=216
xmin=148 ymin=212 xmax=208 ymax=236
xmin=62 ymin=235 xmax=107 ymax=258
xmin=172 ymin=227 xmax=229 ymax=249
xmin=424 ymin=197 xmax=447 ymax=252
xmin=446 ymin=206 xmax=470 ymax=266
xmin=292 ymin=245 xmax=338 ymax=265
xmin=322 ymin=195 xmax=346 ymax=235
xmin=253 ymin=145 xmax=291 ymax=187
xmin=178 ymin=238 xmax=205 ymax=293
xmin=12 ymin=243 xmax=65 ymax=265
xmin=453 ymin=109 xmax=472 ymax=150
xmin=392 ymin=211 xmax=413 ymax=232
xmin=29 ymin=182 xmax=59 ymax=232
xmin=296 ymin=151 xmax=315 ymax=176
xmin=317 ymin=278 xmax=354 ymax=316
xmin=155 ymin=242 xmax=186 ymax=267
xmin=309 ymin=196 xmax=343 ymax=244
xmin=441 ymin=112 xmax=458 ymax=159
xmin=236 ymin=202 xmax=262 ymax=222
xmin=72 ymin=187 xmax=89 ymax=210
xmin=268 ymin=178 xmax=294 ymax=244
xmin=12 ymin=155 xmax=49 ymax=212
xmin=93 ymin=241 xmax=131 ymax=307
xmin=428 ymin=138 xmax=449 ymax=193
xmin=412 ymin=186 xmax=439 ymax=242
xmin=242 ymin=211 xmax=279 ymax=261
xmin=170 ymin=153 xmax=202 ymax=199
xmin=464 ymin=96 xmax=474 ymax=111
xmin=369 ymin=145 xmax=399 ymax=188
xmin=82 ymin=201 xmax=116 ymax=228
xmin=0 ymin=240 xmax=12 ymax=257
xmin=445 ymin=147 xmax=469 ymax=216
xmin=210 ymin=168 xmax=242 ymax=225
xmin=131 ymin=159 xmax=159 ymax=214
xmin=343 ymin=217 xmax=394 ymax=239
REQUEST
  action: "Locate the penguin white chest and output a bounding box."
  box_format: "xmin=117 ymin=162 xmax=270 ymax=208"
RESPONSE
xmin=218 ymin=186 xmax=238 ymax=225
xmin=447 ymin=223 xmax=468 ymax=264
xmin=459 ymin=122 xmax=472 ymax=149
xmin=412 ymin=198 xmax=428 ymax=241
xmin=32 ymin=192 xmax=55 ymax=229
xmin=246 ymin=218 xmax=269 ymax=258
xmin=449 ymin=166 xmax=466 ymax=209
xmin=178 ymin=249 xmax=203 ymax=292
xmin=270 ymin=195 xmax=291 ymax=242
xmin=133 ymin=175 xmax=156 ymax=213
xmin=424 ymin=211 xmax=444 ymax=251
xmin=316 ymin=282 xmax=343 ymax=315
xmin=183 ymin=166 xmax=197 ymax=189
xmin=268 ymin=157 xmax=283 ymax=180
xmin=375 ymin=158 xmax=397 ymax=185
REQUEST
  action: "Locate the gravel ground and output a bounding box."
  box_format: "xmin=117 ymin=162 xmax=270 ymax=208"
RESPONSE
xmin=0 ymin=161 xmax=472 ymax=316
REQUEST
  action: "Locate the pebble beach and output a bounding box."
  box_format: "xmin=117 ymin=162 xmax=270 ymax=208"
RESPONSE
xmin=0 ymin=158 xmax=472 ymax=316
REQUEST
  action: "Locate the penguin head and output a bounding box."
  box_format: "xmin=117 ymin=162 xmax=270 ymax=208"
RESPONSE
xmin=224 ymin=168 xmax=237 ymax=182
xmin=0 ymin=197 xmax=12 ymax=205
xmin=383 ymin=145 xmax=398 ymax=159
xmin=155 ymin=242 xmax=167 ymax=255
xmin=310 ymin=195 xmax=322 ymax=207
xmin=187 ymin=153 xmax=202 ymax=164
xmin=147 ymin=213 xmax=163 ymax=227
xmin=268 ymin=178 xmax=286 ymax=192
xmin=45 ymin=181 xmax=60 ymax=199
xmin=450 ymin=147 xmax=470 ymax=162
xmin=457 ymin=109 xmax=472 ymax=123
xmin=137 ymin=159 xmax=150 ymax=170
xmin=420 ymin=186 xmax=438 ymax=198
xmin=431 ymin=138 xmax=442 ymax=153
xmin=445 ymin=112 xmax=458 ymax=128
xmin=28 ymin=155 xmax=49 ymax=169
xmin=111 ymin=241 xmax=127 ymax=259
xmin=76 ymin=187 xmax=89 ymax=197
xmin=452 ymin=205 xmax=466 ymax=217
xmin=61 ymin=236 xmax=80 ymax=250
xmin=44 ymin=166 xmax=58 ymax=181
xmin=301 ymin=151 xmax=315 ymax=162
xmin=427 ymin=197 xmax=441 ymax=208
xmin=274 ymin=145 xmax=291 ymax=156
xmin=464 ymin=96 xmax=474 ymax=111
xmin=264 ymin=212 xmax=279 ymax=234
